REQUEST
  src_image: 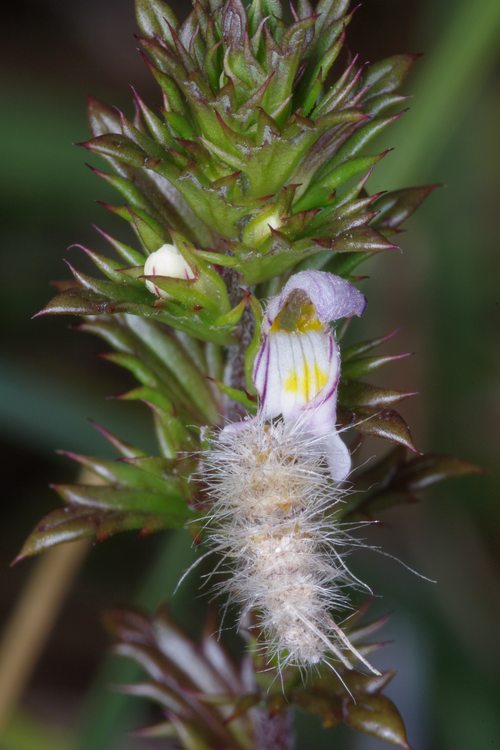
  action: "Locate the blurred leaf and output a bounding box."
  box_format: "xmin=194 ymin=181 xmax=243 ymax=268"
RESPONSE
xmin=317 ymin=117 xmax=400 ymax=183
xmin=89 ymin=421 xmax=149 ymax=459
xmin=363 ymin=55 xmax=418 ymax=100
xmin=346 ymin=694 xmax=411 ymax=749
xmin=213 ymin=382 xmax=257 ymax=413
xmin=344 ymin=670 xmax=396 ymax=695
xmin=52 ymin=482 xmax=188 ymax=514
xmin=58 ymin=451 xmax=175 ymax=491
xmin=347 ymin=450 xmax=481 ymax=517
xmin=87 ymin=96 xmax=121 ymax=138
xmin=290 ymin=606 xmax=408 ymax=744
xmin=342 ymin=330 xmax=399 ymax=361
xmin=17 ymin=448 xmax=194 ymax=560
xmin=292 ymin=691 xmax=342 ymax=728
xmin=133 ymin=721 xmax=177 ymax=738
xmin=36 ymin=288 xmax=115 ymax=317
xmin=80 ymin=135 xmax=148 ymax=169
xmin=294 ymin=153 xmax=385 ymax=212
xmin=352 ymin=408 xmax=418 ymax=452
xmin=169 ymin=718 xmax=213 ymax=750
xmin=353 ymin=446 xmax=408 ymax=493
xmin=121 ymin=315 xmax=221 ymax=424
xmin=16 ymin=507 xmax=176 ymax=560
xmin=106 ymin=606 xmax=254 ymax=749
xmin=394 ymin=453 xmax=483 ymax=491
xmin=372 ymin=185 xmax=439 ymax=229
xmin=135 ymin=0 xmax=179 ymax=42
xmin=340 ymin=381 xmax=416 ymax=409
xmin=74 ymin=530 xmax=197 ymax=750
xmin=342 ymin=352 xmax=411 ymax=379
xmin=331 ymin=226 xmax=398 ymax=253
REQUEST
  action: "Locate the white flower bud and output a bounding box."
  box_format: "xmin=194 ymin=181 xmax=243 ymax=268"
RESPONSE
xmin=242 ymin=208 xmax=282 ymax=246
xmin=144 ymin=243 xmax=195 ymax=298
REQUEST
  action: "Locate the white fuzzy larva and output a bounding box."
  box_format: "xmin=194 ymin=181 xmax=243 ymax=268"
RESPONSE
xmin=201 ymin=417 xmax=380 ymax=676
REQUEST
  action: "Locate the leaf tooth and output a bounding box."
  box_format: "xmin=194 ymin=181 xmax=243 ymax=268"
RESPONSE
xmin=396 ymin=454 xmax=483 ymax=492
xmin=363 ymin=53 xmax=422 ymax=100
xmin=78 ymin=133 xmax=148 ymax=169
xmin=199 ymin=137 xmax=245 ymax=171
xmin=89 ymin=419 xmax=148 ymax=459
xmin=315 ymin=0 xmax=351 ymax=35
xmin=314 ymin=53 xmax=363 ymax=116
xmin=222 ymin=0 xmax=249 ymax=47
xmin=348 ymin=614 xmax=392 ymax=643
xmin=214 ymin=109 xmax=254 ymax=149
xmin=373 ymin=183 xmax=441 ymax=230
xmin=340 ymin=381 xmax=418 ymax=409
xmin=138 ymin=34 xmax=187 ymax=80
xmin=92 ymin=225 xmax=146 ymax=266
xmin=342 ymin=352 xmax=414 ymax=379
xmin=353 ymin=408 xmax=419 ymax=453
xmin=86 ymin=95 xmax=121 ymax=136
xmin=71 ymin=243 xmax=140 ymax=286
xmin=343 ymin=329 xmax=401 ymax=360
xmin=135 ymin=0 xmax=179 ymax=44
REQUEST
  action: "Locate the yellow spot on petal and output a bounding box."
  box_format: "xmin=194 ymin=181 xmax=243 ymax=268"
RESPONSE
xmin=295 ymin=303 xmax=324 ymax=333
xmin=284 ymin=360 xmax=329 ymax=401
xmin=271 ymin=292 xmax=324 ymax=334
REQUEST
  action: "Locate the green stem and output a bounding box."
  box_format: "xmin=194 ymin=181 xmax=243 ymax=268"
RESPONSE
xmin=253 ymin=709 xmax=294 ymax=750
xmin=224 ymin=269 xmax=255 ymax=420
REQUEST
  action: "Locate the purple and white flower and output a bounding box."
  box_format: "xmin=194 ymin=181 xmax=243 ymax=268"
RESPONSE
xmin=253 ymin=270 xmax=366 ymax=482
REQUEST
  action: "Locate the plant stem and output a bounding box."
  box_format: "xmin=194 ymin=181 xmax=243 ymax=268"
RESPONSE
xmin=253 ymin=708 xmax=294 ymax=750
xmin=0 ymin=541 xmax=89 ymax=731
xmin=225 ymin=270 xmax=255 ymax=420
xmin=224 ymin=271 xmax=295 ymax=748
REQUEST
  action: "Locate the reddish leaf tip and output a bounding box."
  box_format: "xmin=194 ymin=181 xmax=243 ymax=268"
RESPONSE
xmin=31 ymin=307 xmax=49 ymax=320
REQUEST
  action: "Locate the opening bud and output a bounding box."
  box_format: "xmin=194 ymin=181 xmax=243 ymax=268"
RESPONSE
xmin=242 ymin=208 xmax=282 ymax=246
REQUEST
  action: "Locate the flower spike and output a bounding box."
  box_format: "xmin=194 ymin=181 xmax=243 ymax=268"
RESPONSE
xmin=22 ymin=1 xmax=471 ymax=745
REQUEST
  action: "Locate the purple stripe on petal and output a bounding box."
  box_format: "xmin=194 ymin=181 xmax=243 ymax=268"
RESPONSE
xmin=304 ymin=334 xmax=339 ymax=411
xmin=261 ymin=341 xmax=271 ymax=410
xmin=254 ymin=336 xmax=271 ymax=410
xmin=253 ymin=334 xmax=267 ymax=380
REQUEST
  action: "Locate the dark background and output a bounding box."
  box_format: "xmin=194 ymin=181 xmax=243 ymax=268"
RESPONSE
xmin=1 ymin=1 xmax=499 ymax=748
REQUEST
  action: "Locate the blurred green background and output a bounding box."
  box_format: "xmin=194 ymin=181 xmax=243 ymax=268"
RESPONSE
xmin=1 ymin=1 xmax=499 ymax=748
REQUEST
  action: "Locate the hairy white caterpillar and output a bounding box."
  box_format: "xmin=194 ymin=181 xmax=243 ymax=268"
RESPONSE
xmin=201 ymin=416 xmax=379 ymax=676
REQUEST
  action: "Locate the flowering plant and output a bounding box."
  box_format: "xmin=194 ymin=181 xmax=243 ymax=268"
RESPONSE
xmin=18 ymin=1 xmax=478 ymax=747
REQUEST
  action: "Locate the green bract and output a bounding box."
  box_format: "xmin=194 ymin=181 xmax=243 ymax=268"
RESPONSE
xmin=41 ymin=0 xmax=433 ymax=340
